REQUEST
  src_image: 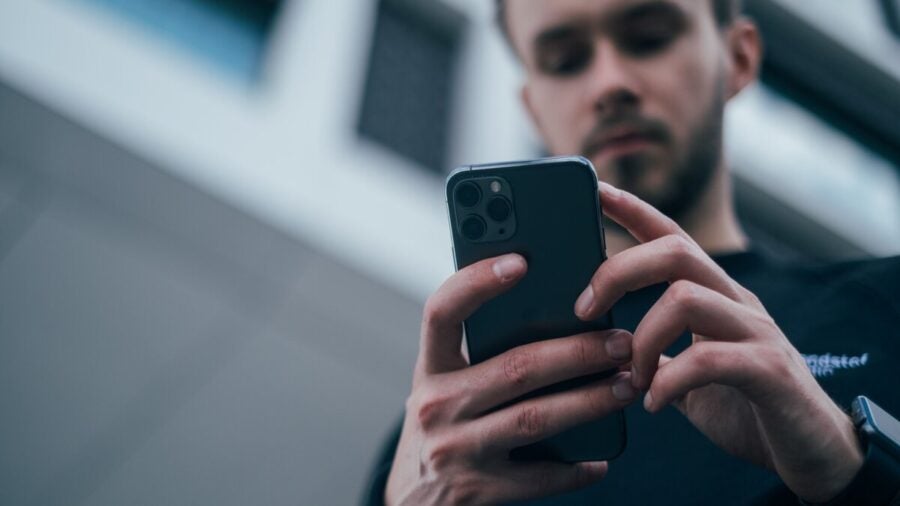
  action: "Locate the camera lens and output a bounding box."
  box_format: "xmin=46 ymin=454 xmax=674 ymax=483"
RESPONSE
xmin=486 ymin=197 xmax=511 ymax=222
xmin=455 ymin=182 xmax=481 ymax=208
xmin=460 ymin=215 xmax=486 ymax=241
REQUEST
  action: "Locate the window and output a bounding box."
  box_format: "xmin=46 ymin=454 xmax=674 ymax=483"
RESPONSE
xmin=731 ymin=0 xmax=900 ymax=259
xmin=73 ymin=0 xmax=284 ymax=84
xmin=358 ymin=0 xmax=466 ymax=173
xmin=881 ymin=0 xmax=900 ymax=38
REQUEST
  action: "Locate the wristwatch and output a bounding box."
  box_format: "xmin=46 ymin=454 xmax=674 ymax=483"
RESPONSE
xmin=851 ymin=396 xmax=900 ymax=500
xmin=808 ymin=396 xmax=900 ymax=505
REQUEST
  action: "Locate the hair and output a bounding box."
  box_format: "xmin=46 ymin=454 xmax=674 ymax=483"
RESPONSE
xmin=494 ymin=0 xmax=743 ymax=43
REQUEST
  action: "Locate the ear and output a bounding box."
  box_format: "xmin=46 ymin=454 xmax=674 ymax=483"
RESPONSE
xmin=724 ymin=18 xmax=762 ymax=99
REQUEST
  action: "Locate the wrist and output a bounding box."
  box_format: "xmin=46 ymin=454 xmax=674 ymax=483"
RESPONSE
xmin=797 ymin=409 xmax=864 ymax=503
xmin=818 ymin=395 xmax=900 ymax=506
xmin=799 ymin=439 xmax=900 ymax=506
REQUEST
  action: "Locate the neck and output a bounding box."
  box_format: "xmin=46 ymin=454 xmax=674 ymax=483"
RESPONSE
xmin=604 ymin=163 xmax=748 ymax=256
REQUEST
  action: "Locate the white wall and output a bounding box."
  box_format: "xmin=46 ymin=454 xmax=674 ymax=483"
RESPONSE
xmin=0 ymin=0 xmax=533 ymax=303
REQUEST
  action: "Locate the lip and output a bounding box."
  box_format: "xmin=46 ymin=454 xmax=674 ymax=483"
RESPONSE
xmin=585 ymin=127 xmax=660 ymax=160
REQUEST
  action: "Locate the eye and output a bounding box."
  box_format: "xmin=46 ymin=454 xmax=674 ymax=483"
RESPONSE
xmin=619 ymin=28 xmax=677 ymax=56
xmin=537 ymin=39 xmax=593 ymax=77
xmin=616 ymin=6 xmax=687 ymax=57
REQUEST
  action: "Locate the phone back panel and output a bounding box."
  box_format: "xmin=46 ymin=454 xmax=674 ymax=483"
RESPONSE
xmin=446 ymin=156 xmax=625 ymax=462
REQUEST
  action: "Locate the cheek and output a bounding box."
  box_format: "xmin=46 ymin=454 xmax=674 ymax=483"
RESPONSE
xmin=651 ymin=42 xmax=722 ymax=147
xmin=529 ymin=78 xmax=593 ymax=154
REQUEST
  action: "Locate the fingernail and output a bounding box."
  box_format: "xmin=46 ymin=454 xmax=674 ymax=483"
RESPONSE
xmin=492 ymin=255 xmax=524 ymax=282
xmin=605 ymin=332 xmax=631 ymax=360
xmin=643 ymin=391 xmax=654 ymax=411
xmin=612 ymin=375 xmax=636 ymax=401
xmin=575 ymin=285 xmax=594 ymax=317
xmin=580 ymin=461 xmax=608 ymax=479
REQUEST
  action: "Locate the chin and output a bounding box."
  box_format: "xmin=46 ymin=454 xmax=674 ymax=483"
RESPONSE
xmin=600 ymin=153 xmax=666 ymax=193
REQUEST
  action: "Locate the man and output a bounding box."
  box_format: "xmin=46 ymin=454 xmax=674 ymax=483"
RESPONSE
xmin=366 ymin=1 xmax=900 ymax=504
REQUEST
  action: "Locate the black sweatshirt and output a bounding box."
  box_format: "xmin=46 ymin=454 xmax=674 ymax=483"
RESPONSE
xmin=364 ymin=251 xmax=900 ymax=505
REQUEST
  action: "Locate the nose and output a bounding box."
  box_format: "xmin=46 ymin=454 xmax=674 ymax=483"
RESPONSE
xmin=585 ymin=40 xmax=641 ymax=117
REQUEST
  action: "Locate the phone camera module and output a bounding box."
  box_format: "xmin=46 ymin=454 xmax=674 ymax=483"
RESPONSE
xmin=460 ymin=215 xmax=487 ymax=241
xmin=486 ymin=197 xmax=511 ymax=222
xmin=455 ymin=182 xmax=481 ymax=208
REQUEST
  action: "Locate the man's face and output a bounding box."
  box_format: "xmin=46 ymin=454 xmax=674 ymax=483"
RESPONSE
xmin=507 ymin=0 xmax=730 ymax=219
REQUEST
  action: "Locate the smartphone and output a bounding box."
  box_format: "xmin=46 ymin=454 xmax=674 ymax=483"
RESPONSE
xmin=445 ymin=155 xmax=626 ymax=462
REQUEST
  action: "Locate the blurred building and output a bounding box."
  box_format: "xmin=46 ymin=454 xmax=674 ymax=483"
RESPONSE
xmin=0 ymin=0 xmax=898 ymax=504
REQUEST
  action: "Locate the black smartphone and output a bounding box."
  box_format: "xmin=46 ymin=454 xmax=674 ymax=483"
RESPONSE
xmin=445 ymin=155 xmax=626 ymax=462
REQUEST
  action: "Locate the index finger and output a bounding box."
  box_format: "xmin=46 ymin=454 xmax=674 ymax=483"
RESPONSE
xmin=598 ymin=181 xmax=689 ymax=243
xmin=418 ymin=253 xmax=527 ymax=375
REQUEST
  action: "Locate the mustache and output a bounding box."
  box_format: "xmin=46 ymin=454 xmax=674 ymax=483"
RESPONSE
xmin=580 ymin=115 xmax=671 ymax=158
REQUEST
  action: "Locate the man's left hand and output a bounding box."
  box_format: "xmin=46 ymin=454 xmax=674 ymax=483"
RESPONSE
xmin=576 ymin=182 xmax=863 ymax=503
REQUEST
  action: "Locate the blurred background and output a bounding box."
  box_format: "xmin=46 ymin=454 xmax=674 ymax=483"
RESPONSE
xmin=0 ymin=0 xmax=898 ymax=504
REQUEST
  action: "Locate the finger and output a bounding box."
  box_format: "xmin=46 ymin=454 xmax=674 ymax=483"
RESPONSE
xmin=486 ymin=460 xmax=608 ymax=503
xmin=575 ymin=234 xmax=743 ymax=320
xmin=598 ymin=180 xmax=687 ymax=243
xmin=643 ymin=341 xmax=760 ymax=413
xmin=631 ymin=281 xmax=760 ymax=390
xmin=457 ymin=329 xmax=633 ymax=416
xmin=467 ymin=372 xmax=636 ymax=453
xmin=419 ymin=254 xmax=526 ymax=375
xmin=654 ymin=355 xmax=686 ymax=413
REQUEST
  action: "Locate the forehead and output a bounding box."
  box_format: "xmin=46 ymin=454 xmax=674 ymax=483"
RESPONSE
xmin=505 ymin=0 xmax=707 ymax=53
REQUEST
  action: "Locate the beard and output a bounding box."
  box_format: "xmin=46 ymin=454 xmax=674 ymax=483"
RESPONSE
xmin=584 ymin=85 xmax=725 ymax=222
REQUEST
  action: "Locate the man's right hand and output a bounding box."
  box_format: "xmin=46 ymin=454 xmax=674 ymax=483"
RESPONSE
xmin=384 ymin=254 xmax=637 ymax=505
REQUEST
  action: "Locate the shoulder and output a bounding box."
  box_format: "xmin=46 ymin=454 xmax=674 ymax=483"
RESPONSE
xmin=725 ymin=252 xmax=900 ymax=323
xmin=799 ymin=255 xmax=900 ymax=317
xmin=806 ymin=254 xmax=900 ymax=279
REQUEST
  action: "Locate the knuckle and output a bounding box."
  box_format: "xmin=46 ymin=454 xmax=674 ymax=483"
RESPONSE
xmin=516 ymin=404 xmax=548 ymax=439
xmin=738 ymin=284 xmax=763 ymax=307
xmin=411 ymin=386 xmax=452 ymax=430
xmin=422 ymin=296 xmax=448 ymax=328
xmin=692 ymin=344 xmax=720 ymax=372
xmin=503 ymin=349 xmax=535 ymax=387
xmin=756 ymin=344 xmax=794 ymax=377
xmin=572 ymin=334 xmax=606 ymax=367
xmin=573 ymin=335 xmax=592 ymax=368
xmin=668 ymin=280 xmax=702 ymax=310
xmin=594 ymin=262 xmax=620 ymax=291
xmin=422 ymin=438 xmax=458 ymax=472
xmin=663 ymin=234 xmax=696 ymax=259
xmin=751 ymin=311 xmax=780 ymax=337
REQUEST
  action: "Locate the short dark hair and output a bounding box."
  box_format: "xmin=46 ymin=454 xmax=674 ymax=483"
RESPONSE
xmin=495 ymin=0 xmax=743 ymax=43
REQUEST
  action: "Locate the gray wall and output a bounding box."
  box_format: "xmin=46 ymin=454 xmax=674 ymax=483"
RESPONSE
xmin=0 ymin=82 xmax=420 ymax=505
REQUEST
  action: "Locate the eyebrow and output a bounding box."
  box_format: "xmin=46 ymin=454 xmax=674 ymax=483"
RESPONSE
xmin=618 ymin=1 xmax=687 ymax=27
xmin=531 ymin=0 xmax=688 ymax=50
xmin=533 ymin=23 xmax=587 ymax=50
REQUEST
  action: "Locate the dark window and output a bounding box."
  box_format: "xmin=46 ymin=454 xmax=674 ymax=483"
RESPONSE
xmin=74 ymin=0 xmax=284 ymax=84
xmin=745 ymin=0 xmax=900 ymax=168
xmin=358 ymin=0 xmax=466 ymax=173
xmin=881 ymin=0 xmax=900 ymax=38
